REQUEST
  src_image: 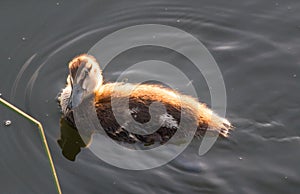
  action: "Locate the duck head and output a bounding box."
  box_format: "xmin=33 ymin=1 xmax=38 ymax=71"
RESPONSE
xmin=67 ymin=54 xmax=103 ymax=110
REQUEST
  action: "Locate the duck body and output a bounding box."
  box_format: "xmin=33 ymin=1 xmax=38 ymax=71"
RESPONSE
xmin=58 ymin=54 xmax=232 ymax=145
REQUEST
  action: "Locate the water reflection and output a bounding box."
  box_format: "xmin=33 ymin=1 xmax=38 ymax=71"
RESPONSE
xmin=58 ymin=118 xmax=86 ymax=161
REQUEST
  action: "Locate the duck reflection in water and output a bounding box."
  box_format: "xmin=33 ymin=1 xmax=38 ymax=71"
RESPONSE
xmin=57 ymin=118 xmax=86 ymax=161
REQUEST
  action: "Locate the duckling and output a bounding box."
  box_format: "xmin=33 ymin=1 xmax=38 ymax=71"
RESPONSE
xmin=58 ymin=54 xmax=232 ymax=145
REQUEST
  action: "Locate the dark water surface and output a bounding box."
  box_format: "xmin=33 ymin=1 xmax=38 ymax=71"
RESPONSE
xmin=1 ymin=0 xmax=300 ymax=193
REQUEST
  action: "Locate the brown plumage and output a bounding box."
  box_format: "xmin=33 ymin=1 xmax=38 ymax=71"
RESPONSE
xmin=58 ymin=54 xmax=232 ymax=145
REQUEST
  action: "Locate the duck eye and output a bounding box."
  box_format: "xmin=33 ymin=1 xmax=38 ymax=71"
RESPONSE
xmin=84 ymin=68 xmax=89 ymax=76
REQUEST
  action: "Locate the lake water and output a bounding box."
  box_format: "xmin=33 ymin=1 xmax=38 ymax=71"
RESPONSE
xmin=0 ymin=0 xmax=300 ymax=193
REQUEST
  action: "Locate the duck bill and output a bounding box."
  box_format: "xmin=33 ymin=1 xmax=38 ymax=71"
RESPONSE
xmin=67 ymin=84 xmax=84 ymax=110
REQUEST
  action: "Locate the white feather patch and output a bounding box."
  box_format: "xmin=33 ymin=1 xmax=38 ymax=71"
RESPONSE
xmin=159 ymin=113 xmax=178 ymax=128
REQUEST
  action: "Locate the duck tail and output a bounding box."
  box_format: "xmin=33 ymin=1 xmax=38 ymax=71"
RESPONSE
xmin=196 ymin=104 xmax=233 ymax=137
